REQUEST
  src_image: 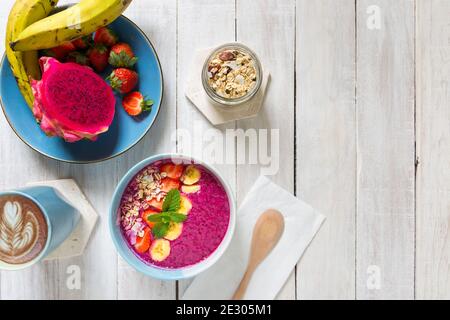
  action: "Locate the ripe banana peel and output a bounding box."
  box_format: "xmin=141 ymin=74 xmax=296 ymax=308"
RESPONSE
xmin=10 ymin=0 xmax=133 ymax=52
xmin=6 ymin=0 xmax=59 ymax=108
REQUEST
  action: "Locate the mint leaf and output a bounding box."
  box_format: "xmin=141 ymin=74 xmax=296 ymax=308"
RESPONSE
xmin=152 ymin=222 xmax=169 ymax=239
xmin=147 ymin=213 xmax=165 ymax=223
xmin=148 ymin=190 xmax=188 ymax=239
xmin=162 ymin=189 xmax=181 ymax=212
xmin=161 ymin=215 xmax=171 ymax=224
xmin=170 ymin=213 xmax=187 ymax=223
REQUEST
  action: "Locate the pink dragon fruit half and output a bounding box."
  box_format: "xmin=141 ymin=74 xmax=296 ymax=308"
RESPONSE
xmin=31 ymin=57 xmax=116 ymax=143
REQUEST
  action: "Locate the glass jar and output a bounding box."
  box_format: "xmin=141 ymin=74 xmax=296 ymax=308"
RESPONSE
xmin=202 ymin=43 xmax=263 ymax=107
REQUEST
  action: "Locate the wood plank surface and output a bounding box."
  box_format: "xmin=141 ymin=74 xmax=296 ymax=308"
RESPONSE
xmin=416 ymin=0 xmax=450 ymax=300
xmin=356 ymin=0 xmax=415 ymax=300
xmin=296 ymin=0 xmax=357 ymax=300
xmin=236 ymin=0 xmax=296 ymax=300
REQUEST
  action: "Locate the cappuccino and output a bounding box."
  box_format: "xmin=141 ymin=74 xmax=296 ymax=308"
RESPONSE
xmin=0 ymin=195 xmax=48 ymax=265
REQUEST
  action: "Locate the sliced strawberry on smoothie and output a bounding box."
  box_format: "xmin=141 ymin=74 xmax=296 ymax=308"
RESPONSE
xmin=160 ymin=164 xmax=184 ymax=179
xmin=160 ymin=178 xmax=181 ymax=193
xmin=142 ymin=209 xmax=159 ymax=228
xmin=147 ymin=198 xmax=163 ymax=211
xmin=134 ymin=228 xmax=152 ymax=254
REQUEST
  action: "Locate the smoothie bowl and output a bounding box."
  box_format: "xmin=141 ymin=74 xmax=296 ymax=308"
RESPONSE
xmin=109 ymin=154 xmax=236 ymax=280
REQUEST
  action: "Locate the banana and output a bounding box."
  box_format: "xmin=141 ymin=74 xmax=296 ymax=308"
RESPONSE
xmin=150 ymin=239 xmax=171 ymax=262
xmin=181 ymin=185 xmax=201 ymax=194
xmin=164 ymin=223 xmax=183 ymax=241
xmin=11 ymin=0 xmax=132 ymax=52
xmin=6 ymin=0 xmax=59 ymax=108
xmin=179 ymin=196 xmax=192 ymax=215
xmin=181 ymin=165 xmax=202 ymax=186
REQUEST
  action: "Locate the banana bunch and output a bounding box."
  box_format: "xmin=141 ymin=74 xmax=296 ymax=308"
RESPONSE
xmin=10 ymin=0 xmax=133 ymax=52
xmin=6 ymin=0 xmax=59 ymax=108
xmin=6 ymin=0 xmax=132 ymax=108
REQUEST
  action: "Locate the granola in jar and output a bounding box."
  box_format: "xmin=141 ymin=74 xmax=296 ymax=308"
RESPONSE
xmin=202 ymin=44 xmax=262 ymax=106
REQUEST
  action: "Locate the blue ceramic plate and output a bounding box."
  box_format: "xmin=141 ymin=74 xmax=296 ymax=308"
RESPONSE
xmin=0 ymin=15 xmax=163 ymax=163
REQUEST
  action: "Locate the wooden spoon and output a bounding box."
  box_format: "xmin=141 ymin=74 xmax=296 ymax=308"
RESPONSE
xmin=232 ymin=209 xmax=285 ymax=300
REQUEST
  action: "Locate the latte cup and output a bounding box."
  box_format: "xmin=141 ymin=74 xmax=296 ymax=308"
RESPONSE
xmin=0 ymin=186 xmax=80 ymax=271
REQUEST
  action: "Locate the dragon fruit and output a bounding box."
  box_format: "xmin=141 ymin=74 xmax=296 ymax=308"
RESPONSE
xmin=31 ymin=57 xmax=116 ymax=143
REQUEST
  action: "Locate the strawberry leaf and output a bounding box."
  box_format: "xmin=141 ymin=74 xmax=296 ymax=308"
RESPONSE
xmin=141 ymin=98 xmax=154 ymax=112
xmin=109 ymin=51 xmax=138 ymax=68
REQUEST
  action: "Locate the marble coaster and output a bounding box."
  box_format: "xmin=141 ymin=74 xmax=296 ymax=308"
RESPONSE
xmin=26 ymin=179 xmax=98 ymax=260
xmin=186 ymin=48 xmax=270 ymax=126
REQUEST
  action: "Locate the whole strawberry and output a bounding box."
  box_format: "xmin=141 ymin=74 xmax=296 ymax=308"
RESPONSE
xmin=42 ymin=42 xmax=76 ymax=61
xmin=94 ymin=27 xmax=118 ymax=47
xmin=87 ymin=44 xmax=110 ymax=72
xmin=66 ymin=52 xmax=90 ymax=66
xmin=109 ymin=42 xmax=138 ymax=68
xmin=72 ymin=35 xmax=93 ymax=50
xmin=122 ymin=91 xmax=153 ymax=116
xmin=107 ymin=68 xmax=139 ymax=94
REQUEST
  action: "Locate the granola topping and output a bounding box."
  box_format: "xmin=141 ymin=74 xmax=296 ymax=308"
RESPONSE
xmin=119 ymin=167 xmax=167 ymax=243
xmin=207 ymin=49 xmax=258 ymax=99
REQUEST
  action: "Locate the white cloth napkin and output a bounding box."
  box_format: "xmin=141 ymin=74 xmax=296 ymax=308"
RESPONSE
xmin=182 ymin=176 xmax=326 ymax=300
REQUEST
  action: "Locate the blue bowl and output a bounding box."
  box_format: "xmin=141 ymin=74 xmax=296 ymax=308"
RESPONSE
xmin=0 ymin=15 xmax=163 ymax=163
xmin=109 ymin=154 xmax=237 ymax=280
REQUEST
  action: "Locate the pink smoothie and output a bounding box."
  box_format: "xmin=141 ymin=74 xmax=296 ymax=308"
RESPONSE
xmin=119 ymin=160 xmax=230 ymax=269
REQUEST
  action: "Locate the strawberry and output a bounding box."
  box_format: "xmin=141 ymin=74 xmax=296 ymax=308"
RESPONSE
xmin=134 ymin=227 xmax=152 ymax=254
xmin=142 ymin=209 xmax=160 ymax=228
xmin=94 ymin=27 xmax=118 ymax=47
xmin=160 ymin=178 xmax=181 ymax=193
xmin=66 ymin=52 xmax=90 ymax=66
xmin=109 ymin=43 xmax=138 ymax=68
xmin=147 ymin=198 xmax=163 ymax=211
xmin=107 ymin=68 xmax=139 ymax=94
xmin=122 ymin=91 xmax=153 ymax=116
xmin=87 ymin=44 xmax=110 ymax=72
xmin=42 ymin=42 xmax=76 ymax=61
xmin=161 ymin=164 xmax=184 ymax=180
xmin=72 ymin=35 xmax=92 ymax=50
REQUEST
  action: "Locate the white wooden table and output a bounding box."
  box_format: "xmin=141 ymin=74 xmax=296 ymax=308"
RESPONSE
xmin=0 ymin=0 xmax=449 ymax=300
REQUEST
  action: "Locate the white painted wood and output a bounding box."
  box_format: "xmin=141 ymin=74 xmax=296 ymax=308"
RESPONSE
xmin=176 ymin=0 xmax=237 ymax=296
xmin=236 ymin=0 xmax=296 ymax=300
xmin=296 ymin=0 xmax=356 ymax=300
xmin=356 ymin=0 xmax=415 ymax=300
xmin=416 ymin=0 xmax=450 ymax=300
xmin=55 ymin=161 xmax=119 ymax=299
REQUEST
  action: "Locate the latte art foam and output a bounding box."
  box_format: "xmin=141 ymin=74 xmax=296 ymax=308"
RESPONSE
xmin=0 ymin=195 xmax=48 ymax=265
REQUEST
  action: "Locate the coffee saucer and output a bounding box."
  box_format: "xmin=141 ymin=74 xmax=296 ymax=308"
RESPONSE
xmin=26 ymin=179 xmax=98 ymax=260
